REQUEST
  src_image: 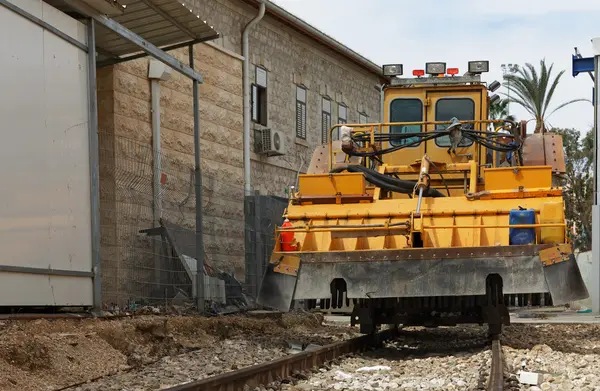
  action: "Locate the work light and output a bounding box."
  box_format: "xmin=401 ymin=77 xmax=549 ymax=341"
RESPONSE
xmin=383 ymin=64 xmax=403 ymax=76
xmin=425 ymin=62 xmax=446 ymax=75
xmin=468 ymin=60 xmax=490 ymax=74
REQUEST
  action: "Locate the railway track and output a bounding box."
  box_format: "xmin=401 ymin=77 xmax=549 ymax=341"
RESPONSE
xmin=487 ymin=338 xmax=505 ymax=391
xmin=163 ymin=328 xmax=506 ymax=391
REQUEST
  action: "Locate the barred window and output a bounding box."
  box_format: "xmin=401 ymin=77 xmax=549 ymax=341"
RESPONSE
xmin=333 ymin=103 xmax=347 ymax=141
xmin=321 ymin=97 xmax=331 ymax=144
xmin=296 ymin=86 xmax=307 ymax=139
xmin=338 ymin=103 xmax=347 ymax=124
xmin=359 ymin=112 xmax=368 ymax=124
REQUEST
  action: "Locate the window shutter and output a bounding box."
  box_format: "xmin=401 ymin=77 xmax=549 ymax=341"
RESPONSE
xmin=251 ymin=85 xmax=258 ymax=122
xmin=256 ymin=67 xmax=267 ymax=87
xmin=296 ymin=101 xmax=307 ymax=139
xmin=321 ymin=111 xmax=331 ymax=144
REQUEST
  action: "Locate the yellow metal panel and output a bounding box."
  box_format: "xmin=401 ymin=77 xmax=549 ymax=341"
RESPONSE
xmin=540 ymin=201 xmax=565 ymax=244
xmin=283 ymin=194 xmax=566 ymax=251
xmin=298 ymin=172 xmax=366 ymax=196
xmin=483 ymin=166 xmax=552 ymax=190
xmin=539 ymin=244 xmax=572 ymax=267
xmin=271 ymin=253 xmax=301 ymax=276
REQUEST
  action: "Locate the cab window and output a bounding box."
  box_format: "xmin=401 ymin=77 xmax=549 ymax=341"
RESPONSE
xmin=389 ymin=99 xmax=422 ymax=147
xmin=434 ymin=98 xmax=475 ymax=147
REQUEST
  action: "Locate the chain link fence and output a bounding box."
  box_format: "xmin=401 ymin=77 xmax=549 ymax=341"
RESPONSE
xmin=99 ymin=134 xmax=287 ymax=314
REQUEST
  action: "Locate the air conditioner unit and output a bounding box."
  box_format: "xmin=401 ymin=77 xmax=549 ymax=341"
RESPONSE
xmin=259 ymin=128 xmax=285 ymax=156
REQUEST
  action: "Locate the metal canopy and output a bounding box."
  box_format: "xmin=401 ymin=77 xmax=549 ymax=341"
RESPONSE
xmin=45 ymin=0 xmax=219 ymax=66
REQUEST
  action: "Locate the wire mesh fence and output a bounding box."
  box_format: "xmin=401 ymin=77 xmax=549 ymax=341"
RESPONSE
xmin=98 ymin=134 xmax=287 ymax=314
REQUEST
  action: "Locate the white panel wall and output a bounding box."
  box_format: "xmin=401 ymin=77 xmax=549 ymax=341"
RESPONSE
xmin=0 ymin=0 xmax=93 ymax=306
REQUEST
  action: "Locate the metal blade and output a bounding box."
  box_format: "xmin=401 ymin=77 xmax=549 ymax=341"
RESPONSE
xmin=256 ymin=262 xmax=298 ymax=311
xmin=544 ymin=254 xmax=589 ymax=305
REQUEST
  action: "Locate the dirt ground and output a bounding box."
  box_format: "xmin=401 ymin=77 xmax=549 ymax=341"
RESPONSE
xmin=0 ymin=311 xmax=355 ymax=391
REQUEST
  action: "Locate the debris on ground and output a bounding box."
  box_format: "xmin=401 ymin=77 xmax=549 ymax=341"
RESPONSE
xmin=0 ymin=311 xmax=357 ymax=391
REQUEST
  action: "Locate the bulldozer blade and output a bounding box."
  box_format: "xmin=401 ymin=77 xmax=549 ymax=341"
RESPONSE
xmin=543 ymin=254 xmax=589 ymax=305
xmin=256 ymin=261 xmax=299 ymax=312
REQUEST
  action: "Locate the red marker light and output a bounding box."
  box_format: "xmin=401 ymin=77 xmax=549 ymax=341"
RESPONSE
xmin=447 ymin=68 xmax=459 ymax=75
xmin=413 ymin=69 xmax=425 ymax=77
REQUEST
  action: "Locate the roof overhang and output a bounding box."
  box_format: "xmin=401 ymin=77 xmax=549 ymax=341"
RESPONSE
xmin=45 ymin=0 xmax=220 ymax=74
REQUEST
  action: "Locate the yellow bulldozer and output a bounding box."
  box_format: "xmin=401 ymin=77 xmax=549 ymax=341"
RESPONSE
xmin=257 ymin=61 xmax=588 ymax=335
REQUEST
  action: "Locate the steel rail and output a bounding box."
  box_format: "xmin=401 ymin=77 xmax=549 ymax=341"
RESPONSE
xmin=488 ymin=339 xmax=504 ymax=390
xmin=163 ymin=328 xmax=397 ymax=391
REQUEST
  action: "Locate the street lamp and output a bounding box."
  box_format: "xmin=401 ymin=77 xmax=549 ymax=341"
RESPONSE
xmin=501 ymin=63 xmax=519 ymax=115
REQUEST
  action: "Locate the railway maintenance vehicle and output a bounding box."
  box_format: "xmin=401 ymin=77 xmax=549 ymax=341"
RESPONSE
xmin=257 ymin=61 xmax=589 ymax=335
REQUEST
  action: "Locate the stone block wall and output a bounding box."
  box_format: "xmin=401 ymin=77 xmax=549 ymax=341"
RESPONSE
xmin=190 ymin=0 xmax=383 ymax=197
xmin=97 ymin=0 xmax=383 ymax=305
xmin=98 ymin=43 xmax=245 ymax=305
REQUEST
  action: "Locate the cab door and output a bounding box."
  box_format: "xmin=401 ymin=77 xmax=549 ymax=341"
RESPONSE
xmin=424 ymin=89 xmax=483 ymax=165
xmin=384 ymin=88 xmax=427 ymax=167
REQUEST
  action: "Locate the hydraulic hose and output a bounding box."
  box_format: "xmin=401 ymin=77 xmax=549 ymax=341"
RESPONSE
xmin=331 ymin=165 xmax=445 ymax=198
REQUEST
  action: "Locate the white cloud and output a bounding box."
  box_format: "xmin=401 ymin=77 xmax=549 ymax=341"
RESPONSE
xmin=272 ymin=0 xmax=598 ymax=133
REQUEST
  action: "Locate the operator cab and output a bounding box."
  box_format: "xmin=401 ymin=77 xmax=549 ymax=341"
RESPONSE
xmin=377 ymin=61 xmax=516 ymax=197
xmin=382 ymin=61 xmax=508 ymax=168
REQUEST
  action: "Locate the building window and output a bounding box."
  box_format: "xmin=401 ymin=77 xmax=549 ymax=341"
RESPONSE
xmin=321 ymin=97 xmax=331 ymax=144
xmin=251 ymin=66 xmax=267 ymax=126
xmin=359 ymin=112 xmax=368 ymax=124
xmin=338 ymin=103 xmax=347 ymax=124
xmin=434 ymin=98 xmax=475 ymax=148
xmin=296 ymin=85 xmax=307 ymax=139
xmin=390 ymin=98 xmax=423 ymax=147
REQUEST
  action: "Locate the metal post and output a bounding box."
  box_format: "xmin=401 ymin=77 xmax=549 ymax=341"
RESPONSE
xmin=253 ymin=191 xmax=263 ymax=298
xmin=592 ymin=51 xmax=600 ymax=313
xmin=87 ymin=19 xmax=102 ymax=313
xmin=189 ymin=45 xmax=205 ymax=313
xmin=150 ymin=78 xmax=162 ymax=289
xmin=594 ymin=53 xmax=600 ymax=204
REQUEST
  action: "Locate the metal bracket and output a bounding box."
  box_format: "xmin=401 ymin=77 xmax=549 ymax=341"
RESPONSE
xmin=539 ymin=243 xmax=573 ymax=267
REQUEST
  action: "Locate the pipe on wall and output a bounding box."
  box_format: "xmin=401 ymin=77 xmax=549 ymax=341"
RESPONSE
xmin=242 ymin=0 xmax=266 ymax=196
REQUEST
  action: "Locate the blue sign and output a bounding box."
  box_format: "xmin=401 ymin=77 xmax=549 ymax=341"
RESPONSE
xmin=572 ymin=55 xmax=595 ymax=77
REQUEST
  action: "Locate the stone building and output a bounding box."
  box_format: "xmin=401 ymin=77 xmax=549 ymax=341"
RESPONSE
xmin=97 ymin=0 xmax=383 ymax=306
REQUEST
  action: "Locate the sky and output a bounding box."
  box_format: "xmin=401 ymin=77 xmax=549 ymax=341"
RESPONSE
xmin=272 ymin=0 xmax=600 ymax=134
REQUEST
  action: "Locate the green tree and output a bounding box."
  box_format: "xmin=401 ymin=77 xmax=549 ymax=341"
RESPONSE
xmin=503 ymin=59 xmax=588 ymax=133
xmin=489 ymin=98 xmax=515 ymax=121
xmin=553 ymin=128 xmax=594 ymax=251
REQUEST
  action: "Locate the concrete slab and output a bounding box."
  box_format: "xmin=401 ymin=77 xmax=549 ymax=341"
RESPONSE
xmin=510 ymin=312 xmax=600 ymax=324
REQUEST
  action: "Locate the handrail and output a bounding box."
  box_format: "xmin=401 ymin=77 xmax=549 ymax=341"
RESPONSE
xmin=328 ymin=119 xmax=516 ymax=170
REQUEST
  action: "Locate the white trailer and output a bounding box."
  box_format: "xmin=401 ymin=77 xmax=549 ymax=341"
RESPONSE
xmin=0 ymin=0 xmax=217 ymax=310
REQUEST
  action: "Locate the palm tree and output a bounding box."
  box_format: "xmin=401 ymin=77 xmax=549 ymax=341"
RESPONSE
xmin=503 ymin=59 xmax=588 ymax=133
xmin=489 ymin=98 xmax=515 ymax=121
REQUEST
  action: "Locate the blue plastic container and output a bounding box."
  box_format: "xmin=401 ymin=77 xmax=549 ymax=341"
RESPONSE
xmin=509 ymin=209 xmax=536 ymax=245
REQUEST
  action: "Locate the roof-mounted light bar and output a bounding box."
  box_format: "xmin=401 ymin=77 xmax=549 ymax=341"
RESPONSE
xmin=426 ymin=62 xmax=446 ymax=75
xmin=468 ymin=60 xmax=489 ymax=74
xmin=383 ymin=64 xmax=403 ymax=76
xmin=390 ymin=73 xmax=482 ymax=86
